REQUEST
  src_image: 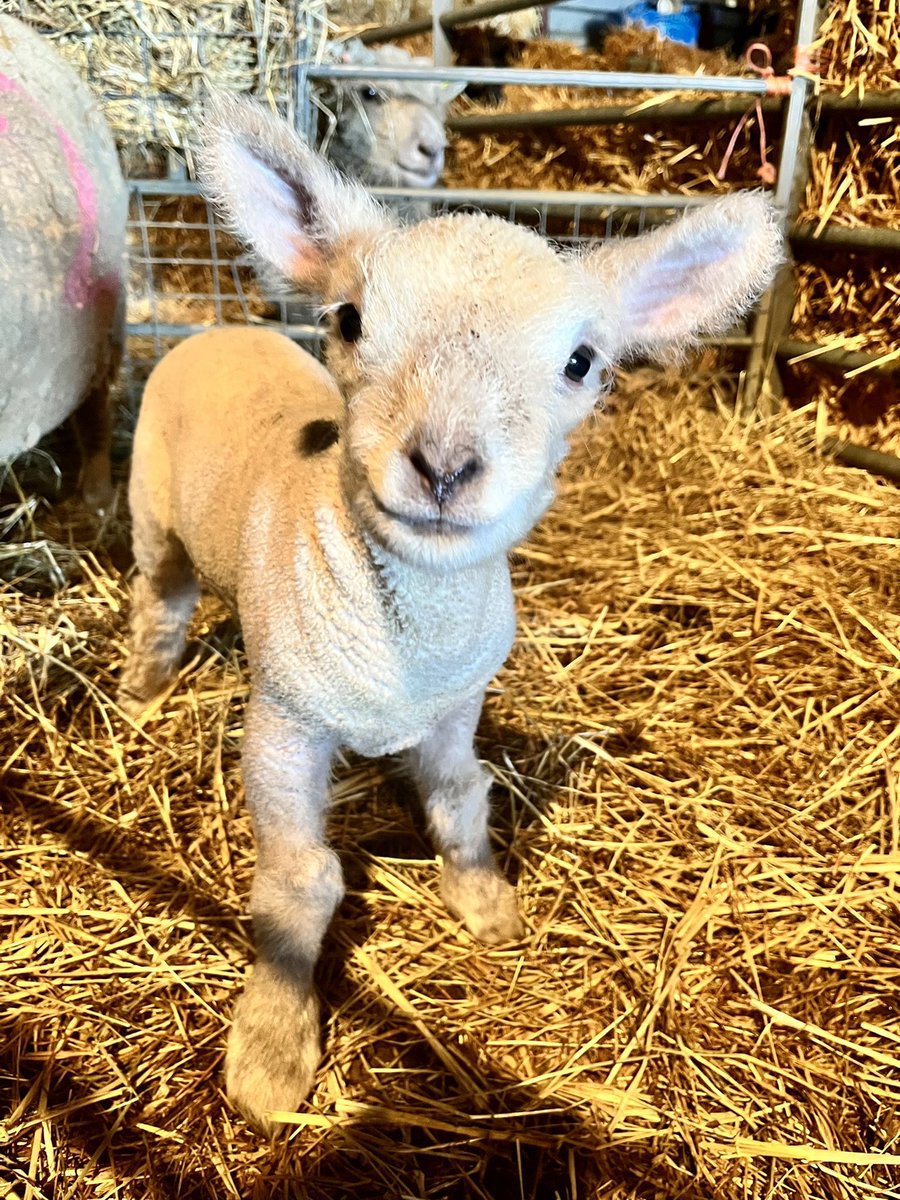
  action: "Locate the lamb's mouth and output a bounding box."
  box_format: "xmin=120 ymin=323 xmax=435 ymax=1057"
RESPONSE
xmin=371 ymin=492 xmax=475 ymax=536
xmin=397 ymin=163 xmax=440 ymax=186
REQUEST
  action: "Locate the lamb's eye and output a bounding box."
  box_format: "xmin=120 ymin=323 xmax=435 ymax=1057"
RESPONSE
xmin=337 ymin=303 xmax=362 ymax=344
xmin=564 ymin=345 xmax=593 ymax=383
xmin=360 ymin=85 xmax=380 ymax=102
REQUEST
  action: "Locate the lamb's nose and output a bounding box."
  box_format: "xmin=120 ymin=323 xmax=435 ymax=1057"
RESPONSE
xmin=418 ymin=141 xmax=441 ymax=163
xmin=409 ymin=447 xmax=482 ymax=504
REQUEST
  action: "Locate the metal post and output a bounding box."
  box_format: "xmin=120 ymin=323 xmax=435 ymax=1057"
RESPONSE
xmin=432 ymin=0 xmax=453 ymax=69
xmin=743 ymin=0 xmax=821 ymax=412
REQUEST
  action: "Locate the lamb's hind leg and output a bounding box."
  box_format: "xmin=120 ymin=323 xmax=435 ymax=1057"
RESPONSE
xmin=226 ymin=692 xmax=340 ymax=1132
xmin=407 ymin=694 xmax=524 ymax=945
xmin=118 ymin=515 xmax=199 ymax=715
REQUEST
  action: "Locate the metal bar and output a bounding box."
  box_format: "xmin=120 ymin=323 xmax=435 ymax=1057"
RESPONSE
xmin=819 ymin=438 xmax=900 ymax=484
xmin=815 ymin=90 xmax=900 ymax=115
xmin=127 ymin=321 xmax=321 ymax=340
xmin=132 ymin=179 xmax=204 ymax=197
xmin=448 ymin=90 xmax=900 ymax=132
xmin=357 ymin=15 xmax=435 ymax=42
xmin=449 ymin=97 xmax=783 ymax=132
xmin=359 ymin=0 xmax=568 ymax=44
xmin=367 ymin=185 xmax=714 ymax=208
xmin=305 ymin=64 xmax=771 ymax=94
xmin=743 ymin=0 xmax=821 ymax=411
xmin=790 ymin=223 xmax=900 ymax=254
xmin=777 ymin=340 xmax=900 ymax=374
xmin=130 ymin=178 xmax=718 ymax=209
xmin=432 ymin=0 xmax=453 ymax=70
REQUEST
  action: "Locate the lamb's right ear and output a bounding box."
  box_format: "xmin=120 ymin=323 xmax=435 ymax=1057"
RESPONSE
xmin=197 ymin=94 xmax=392 ymax=288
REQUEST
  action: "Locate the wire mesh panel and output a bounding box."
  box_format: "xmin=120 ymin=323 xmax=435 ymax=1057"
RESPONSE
xmin=121 ymin=179 xmax=712 ymax=403
xmin=108 ymin=21 xmax=771 ymax=399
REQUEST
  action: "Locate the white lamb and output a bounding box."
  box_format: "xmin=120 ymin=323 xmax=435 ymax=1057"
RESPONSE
xmin=118 ymin=96 xmax=782 ymax=1132
xmin=318 ymin=42 xmax=464 ymax=191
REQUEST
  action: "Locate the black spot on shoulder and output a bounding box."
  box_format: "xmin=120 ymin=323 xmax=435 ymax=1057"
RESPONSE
xmin=298 ymin=419 xmax=340 ymax=456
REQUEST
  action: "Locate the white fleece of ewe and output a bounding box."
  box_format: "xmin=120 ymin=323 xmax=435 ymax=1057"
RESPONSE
xmin=119 ymin=95 xmax=783 ymax=1132
xmin=0 ymin=14 xmax=127 ymax=511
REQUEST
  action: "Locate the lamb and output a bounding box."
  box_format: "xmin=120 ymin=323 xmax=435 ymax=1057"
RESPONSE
xmin=118 ymin=95 xmax=782 ymax=1132
xmin=317 ymin=41 xmax=464 ymax=191
xmin=0 ymin=15 xmax=127 ymax=513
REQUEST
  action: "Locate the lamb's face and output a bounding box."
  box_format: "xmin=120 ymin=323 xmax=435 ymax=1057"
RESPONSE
xmin=324 ymin=214 xmax=612 ymax=570
xmin=325 ymin=81 xmax=448 ymax=190
xmin=200 ymin=99 xmax=782 ymax=574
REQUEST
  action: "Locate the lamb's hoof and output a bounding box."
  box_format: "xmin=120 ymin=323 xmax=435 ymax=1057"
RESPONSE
xmin=442 ymin=864 xmax=524 ymax=945
xmin=116 ymin=685 xmax=154 ymax=720
xmin=226 ymin=965 xmax=321 ymax=1134
xmin=82 ymin=479 xmax=115 ymax=517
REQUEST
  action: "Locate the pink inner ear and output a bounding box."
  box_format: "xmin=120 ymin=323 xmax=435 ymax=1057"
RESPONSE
xmin=291 ymin=239 xmax=327 ymax=287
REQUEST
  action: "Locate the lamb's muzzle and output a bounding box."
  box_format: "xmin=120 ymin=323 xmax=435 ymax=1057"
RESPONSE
xmin=119 ymin=93 xmax=784 ymax=1132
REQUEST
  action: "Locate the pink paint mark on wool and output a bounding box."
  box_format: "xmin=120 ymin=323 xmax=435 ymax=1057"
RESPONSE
xmin=0 ymin=116 xmax=8 ymax=135
xmin=56 ymin=126 xmax=100 ymax=307
xmin=0 ymin=70 xmax=103 ymax=307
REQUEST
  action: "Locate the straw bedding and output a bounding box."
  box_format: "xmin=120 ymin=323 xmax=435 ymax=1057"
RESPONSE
xmin=4 ymin=370 xmax=900 ymax=1198
xmin=788 ymin=0 xmax=900 ymax=437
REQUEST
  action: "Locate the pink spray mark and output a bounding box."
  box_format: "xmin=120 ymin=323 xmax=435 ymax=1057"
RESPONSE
xmin=56 ymin=126 xmax=99 ymax=306
xmin=0 ymin=69 xmax=105 ymax=307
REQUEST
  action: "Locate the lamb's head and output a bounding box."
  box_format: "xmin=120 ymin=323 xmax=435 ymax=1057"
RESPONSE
xmin=201 ymin=98 xmax=783 ymax=571
xmin=317 ymin=43 xmax=462 ymax=189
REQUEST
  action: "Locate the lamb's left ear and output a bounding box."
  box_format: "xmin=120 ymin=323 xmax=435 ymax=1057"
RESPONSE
xmin=581 ymin=192 xmax=783 ymax=359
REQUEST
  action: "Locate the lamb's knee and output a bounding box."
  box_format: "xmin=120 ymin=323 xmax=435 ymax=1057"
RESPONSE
xmin=251 ymin=844 xmax=344 ymax=971
xmin=422 ymin=765 xmax=492 ymax=862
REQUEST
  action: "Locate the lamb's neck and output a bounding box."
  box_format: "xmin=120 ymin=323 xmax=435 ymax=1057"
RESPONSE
xmin=305 ymin=496 xmax=515 ymax=670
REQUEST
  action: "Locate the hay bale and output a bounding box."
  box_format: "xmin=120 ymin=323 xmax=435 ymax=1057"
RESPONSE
xmin=791 ymin=0 xmax=899 ymax=442
xmin=4 ymin=372 xmax=900 ymax=1196
xmin=443 ymin=29 xmax=767 ymax=195
xmin=328 ymin=0 xmax=540 ymax=40
xmin=16 ymin=0 xmax=324 ymax=166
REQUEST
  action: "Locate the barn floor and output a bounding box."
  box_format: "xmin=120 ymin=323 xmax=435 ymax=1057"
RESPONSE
xmin=2 ymin=367 xmax=900 ymax=1200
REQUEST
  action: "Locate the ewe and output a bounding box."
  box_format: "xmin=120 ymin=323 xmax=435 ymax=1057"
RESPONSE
xmin=0 ymin=15 xmax=126 ymax=512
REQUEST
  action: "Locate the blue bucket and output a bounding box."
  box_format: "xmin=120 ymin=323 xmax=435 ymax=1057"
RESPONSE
xmin=627 ymin=2 xmax=702 ymax=47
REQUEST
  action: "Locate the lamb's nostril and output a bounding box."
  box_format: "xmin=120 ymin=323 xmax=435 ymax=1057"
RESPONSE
xmin=418 ymin=142 xmax=440 ymax=163
xmin=409 ymin=449 xmax=482 ymax=505
xmin=409 ymin=447 xmax=439 ymax=492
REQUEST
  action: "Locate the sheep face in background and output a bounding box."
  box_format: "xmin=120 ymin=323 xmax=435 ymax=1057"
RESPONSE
xmin=317 ymin=42 xmax=463 ymax=189
xmin=120 ymin=96 xmax=781 ymax=1132
xmin=0 ymin=15 xmax=127 ymax=512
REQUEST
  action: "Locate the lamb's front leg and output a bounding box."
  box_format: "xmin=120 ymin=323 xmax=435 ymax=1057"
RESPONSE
xmin=407 ymin=695 xmax=524 ymax=945
xmin=226 ymin=692 xmax=341 ymax=1132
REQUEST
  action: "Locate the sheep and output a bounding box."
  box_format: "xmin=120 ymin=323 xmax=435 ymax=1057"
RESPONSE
xmin=0 ymin=15 xmax=127 ymax=513
xmin=117 ymin=95 xmax=782 ymax=1132
xmin=316 ymin=41 xmax=465 ymax=191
